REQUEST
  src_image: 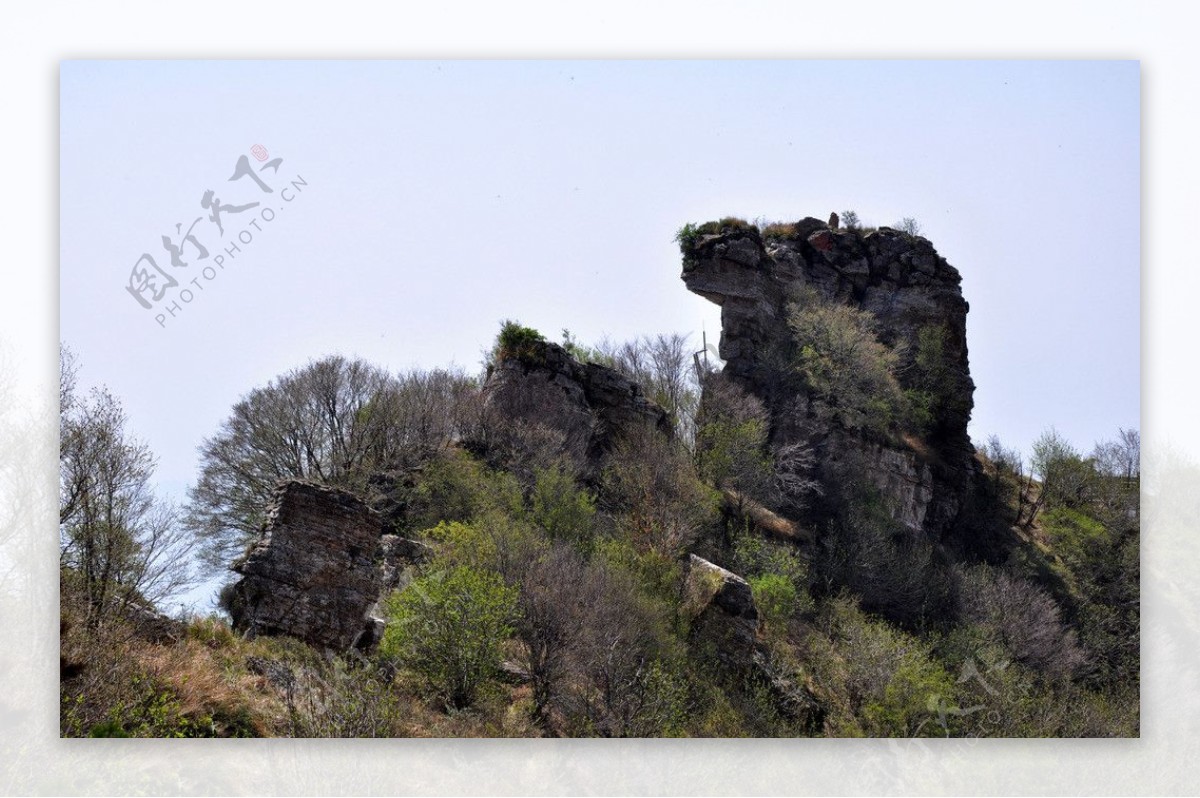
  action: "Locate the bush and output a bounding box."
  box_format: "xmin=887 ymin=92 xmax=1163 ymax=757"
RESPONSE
xmin=806 ymin=596 xmax=957 ymax=737
xmin=286 ymin=658 xmax=404 ymax=738
xmin=676 ymin=217 xmax=755 ymax=254
xmin=750 ymin=573 xmax=798 ymax=630
xmin=381 ymin=566 xmax=519 ymax=709
xmin=493 ymin=320 xmax=548 ymax=364
xmin=529 ymin=463 xmax=597 ymax=546
xmin=786 ymin=287 xmax=906 ymax=437
xmin=406 ymin=449 xmax=524 ymax=531
xmin=956 ymin=565 xmax=1086 ymax=679
xmin=601 ymin=429 xmax=720 ymax=558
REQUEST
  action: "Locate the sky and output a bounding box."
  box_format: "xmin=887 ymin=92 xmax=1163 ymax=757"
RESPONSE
xmin=60 ymin=60 xmax=1140 ymax=605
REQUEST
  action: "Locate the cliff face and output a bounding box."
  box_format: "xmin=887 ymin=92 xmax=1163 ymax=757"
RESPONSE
xmin=227 ymin=481 xmax=428 ymax=650
xmin=681 ymin=217 xmax=978 ymax=537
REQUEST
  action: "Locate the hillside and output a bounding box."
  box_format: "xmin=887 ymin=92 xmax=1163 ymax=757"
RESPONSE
xmin=59 ymin=214 xmax=1139 ymax=738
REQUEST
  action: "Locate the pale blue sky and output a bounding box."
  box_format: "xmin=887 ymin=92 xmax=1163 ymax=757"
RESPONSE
xmin=60 ymin=60 xmax=1139 ymax=552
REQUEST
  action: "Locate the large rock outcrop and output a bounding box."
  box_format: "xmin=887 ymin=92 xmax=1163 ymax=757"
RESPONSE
xmin=681 ymin=217 xmax=978 ymax=537
xmin=481 ymin=338 xmax=672 ymax=471
xmin=227 ymin=480 xmax=428 ymax=651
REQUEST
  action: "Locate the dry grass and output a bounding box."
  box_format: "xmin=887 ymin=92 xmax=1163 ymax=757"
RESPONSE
xmin=137 ymin=637 xmax=284 ymax=736
xmin=760 ymin=222 xmax=798 ymax=240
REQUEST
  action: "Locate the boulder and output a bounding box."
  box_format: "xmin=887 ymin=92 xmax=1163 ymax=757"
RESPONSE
xmin=227 ymin=480 xmax=427 ymax=651
xmin=681 ymin=554 xmax=760 ymax=667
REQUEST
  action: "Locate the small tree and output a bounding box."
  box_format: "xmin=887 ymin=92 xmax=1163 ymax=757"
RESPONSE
xmin=1031 ymin=428 xmax=1094 ymax=510
xmin=895 ymin=217 xmax=922 ymax=236
xmin=841 ymin=209 xmax=862 ymax=231
xmin=380 ymin=565 xmax=518 ymax=709
xmin=601 ymin=429 xmax=718 ymax=558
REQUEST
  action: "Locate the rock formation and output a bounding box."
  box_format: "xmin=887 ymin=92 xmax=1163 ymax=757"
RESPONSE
xmin=482 ymin=337 xmax=672 ymax=472
xmin=681 ymin=554 xmax=761 ymax=668
xmin=227 ymin=480 xmax=428 ymax=651
xmin=681 ymin=216 xmax=978 ymax=538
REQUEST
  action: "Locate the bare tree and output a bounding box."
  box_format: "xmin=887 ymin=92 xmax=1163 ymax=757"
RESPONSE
xmin=511 ymin=543 xmax=591 ymax=724
xmin=1093 ymin=428 xmax=1140 ymax=485
xmin=59 ymin=348 xmax=197 ymax=621
xmin=958 ymin=565 xmax=1088 ymax=679
xmin=594 ymin=333 xmax=700 ymax=443
xmin=187 ymin=355 xmax=476 ymax=569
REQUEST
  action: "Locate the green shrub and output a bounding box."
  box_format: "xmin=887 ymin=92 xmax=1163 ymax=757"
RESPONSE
xmin=381 ymin=566 xmax=518 ymax=709
xmin=529 ymin=464 xmax=597 ymax=545
xmin=494 ymin=320 xmax=548 ymax=365
xmin=812 ymin=597 xmax=957 ymax=737
xmin=407 ymin=449 xmax=524 ymax=531
xmin=676 ymin=217 xmax=755 ymax=254
xmin=750 ymin=573 xmax=798 ymax=630
xmin=786 ymin=287 xmax=906 ymax=437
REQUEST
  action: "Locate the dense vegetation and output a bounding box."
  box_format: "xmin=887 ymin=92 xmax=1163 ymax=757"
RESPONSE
xmin=60 ymin=291 xmax=1139 ymax=737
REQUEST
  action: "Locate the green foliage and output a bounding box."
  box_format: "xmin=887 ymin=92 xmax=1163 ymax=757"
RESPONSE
xmin=674 ymin=222 xmax=701 ymax=252
xmin=676 ymin=217 xmax=754 ymax=254
xmin=529 ymin=464 xmax=597 ymax=546
xmin=841 ymin=209 xmax=862 ymax=231
xmin=731 ymin=535 xmax=808 ymax=590
xmin=901 ymin=324 xmax=959 ymax=435
xmin=806 ymin=596 xmax=956 ymax=737
xmin=83 ymin=675 xmax=216 ymax=738
xmin=786 ymin=287 xmax=906 ymax=437
xmin=594 ymin=535 xmax=684 ymax=608
xmin=560 ymin=329 xmax=605 ymax=364
xmin=381 ymin=566 xmax=518 ymax=709
xmin=1041 ymin=507 xmax=1107 ymax=576
xmin=407 ymin=450 xmax=524 ymax=531
xmin=695 ymin=417 xmax=773 ymax=495
xmin=494 ymin=319 xmax=548 ymax=364
xmin=750 ymin=573 xmax=798 ymax=629
xmin=864 ymin=650 xmax=957 ymax=737
xmin=1031 ymin=427 xmax=1092 ymax=508
xmin=731 ymin=534 xmax=813 ymax=624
